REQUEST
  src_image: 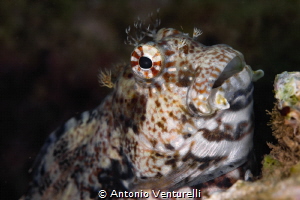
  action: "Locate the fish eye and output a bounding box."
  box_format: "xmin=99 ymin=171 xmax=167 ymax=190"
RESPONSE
xmin=131 ymin=44 xmax=163 ymax=79
xmin=139 ymin=56 xmax=152 ymax=69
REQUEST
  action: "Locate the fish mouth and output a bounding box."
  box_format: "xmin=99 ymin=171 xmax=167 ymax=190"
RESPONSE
xmin=208 ymin=55 xmax=251 ymax=113
xmin=187 ymin=46 xmax=263 ymax=116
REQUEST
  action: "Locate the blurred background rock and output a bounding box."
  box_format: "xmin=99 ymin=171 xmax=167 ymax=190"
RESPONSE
xmin=0 ymin=0 xmax=299 ymax=199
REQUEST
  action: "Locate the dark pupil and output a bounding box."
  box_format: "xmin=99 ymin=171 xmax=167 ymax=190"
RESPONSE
xmin=139 ymin=56 xmax=152 ymax=69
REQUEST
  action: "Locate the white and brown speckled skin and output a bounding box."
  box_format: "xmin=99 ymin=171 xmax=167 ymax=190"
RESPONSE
xmin=21 ymin=25 xmax=263 ymax=200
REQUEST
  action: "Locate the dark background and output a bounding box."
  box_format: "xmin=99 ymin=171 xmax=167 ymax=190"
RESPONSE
xmin=1 ymin=0 xmax=299 ymax=199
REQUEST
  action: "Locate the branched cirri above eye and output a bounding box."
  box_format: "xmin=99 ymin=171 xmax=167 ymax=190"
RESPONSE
xmin=131 ymin=44 xmax=163 ymax=79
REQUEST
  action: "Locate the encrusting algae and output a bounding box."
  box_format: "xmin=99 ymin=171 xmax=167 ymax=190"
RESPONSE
xmin=266 ymin=71 xmax=300 ymax=178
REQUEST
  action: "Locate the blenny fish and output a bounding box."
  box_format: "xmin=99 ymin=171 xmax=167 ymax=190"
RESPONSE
xmin=21 ymin=18 xmax=264 ymax=199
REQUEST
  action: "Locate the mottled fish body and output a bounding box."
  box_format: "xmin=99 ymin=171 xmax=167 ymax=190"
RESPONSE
xmin=21 ymin=22 xmax=263 ymax=200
